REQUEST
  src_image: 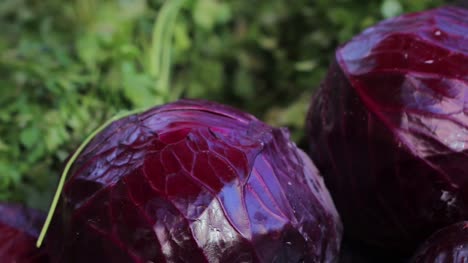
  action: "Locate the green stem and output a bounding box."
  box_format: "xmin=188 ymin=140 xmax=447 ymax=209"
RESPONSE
xmin=149 ymin=1 xmax=172 ymax=79
xmin=149 ymin=0 xmax=185 ymax=97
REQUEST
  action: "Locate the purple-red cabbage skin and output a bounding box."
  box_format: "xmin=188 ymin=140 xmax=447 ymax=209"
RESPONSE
xmin=48 ymin=99 xmax=342 ymax=262
xmin=0 ymin=203 xmax=48 ymax=262
xmin=307 ymin=6 xmax=468 ymax=253
xmin=411 ymin=221 xmax=468 ymax=263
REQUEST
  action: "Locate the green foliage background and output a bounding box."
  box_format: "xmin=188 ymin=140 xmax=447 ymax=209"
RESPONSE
xmin=0 ymin=0 xmax=447 ymax=210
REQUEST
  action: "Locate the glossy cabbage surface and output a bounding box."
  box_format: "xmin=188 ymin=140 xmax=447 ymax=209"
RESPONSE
xmin=307 ymin=6 xmax=468 ymax=253
xmin=0 ymin=203 xmax=48 ymax=262
xmin=411 ymin=221 xmax=468 ymax=263
xmin=48 ymin=99 xmax=342 ymax=262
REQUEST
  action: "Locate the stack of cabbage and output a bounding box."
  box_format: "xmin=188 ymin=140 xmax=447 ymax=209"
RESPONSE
xmin=1 ymin=6 xmax=467 ymax=263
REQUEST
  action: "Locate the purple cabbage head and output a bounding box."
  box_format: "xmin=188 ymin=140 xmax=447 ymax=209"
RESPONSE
xmin=48 ymin=99 xmax=342 ymax=262
xmin=306 ymin=6 xmax=468 ymax=253
xmin=0 ymin=203 xmax=48 ymax=262
xmin=411 ymin=221 xmax=468 ymax=263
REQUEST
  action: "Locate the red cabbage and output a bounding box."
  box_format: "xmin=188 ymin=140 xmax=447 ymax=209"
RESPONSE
xmin=0 ymin=203 xmax=48 ymax=262
xmin=47 ymin=99 xmax=342 ymax=262
xmin=306 ymin=6 xmax=468 ymax=253
xmin=411 ymin=221 xmax=468 ymax=263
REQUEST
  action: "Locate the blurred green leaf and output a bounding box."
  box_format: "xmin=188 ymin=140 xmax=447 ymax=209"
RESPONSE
xmin=20 ymin=127 xmax=40 ymax=149
xmin=122 ymin=62 xmax=158 ymax=108
xmin=381 ymin=0 xmax=403 ymax=18
xmin=193 ymin=0 xmax=231 ymax=30
xmin=0 ymin=140 xmax=8 ymax=152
